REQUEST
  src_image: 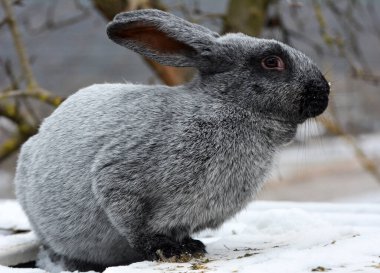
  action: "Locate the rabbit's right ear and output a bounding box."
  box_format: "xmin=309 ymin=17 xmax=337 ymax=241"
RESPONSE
xmin=107 ymin=9 xmax=220 ymax=69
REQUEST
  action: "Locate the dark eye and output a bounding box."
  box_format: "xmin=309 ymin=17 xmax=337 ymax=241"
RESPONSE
xmin=261 ymin=56 xmax=285 ymax=71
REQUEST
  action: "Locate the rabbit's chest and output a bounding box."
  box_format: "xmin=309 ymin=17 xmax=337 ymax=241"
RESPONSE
xmin=199 ymin=140 xmax=272 ymax=223
xmin=146 ymin=117 xmax=276 ymax=235
xmin=166 ymin=125 xmax=273 ymax=233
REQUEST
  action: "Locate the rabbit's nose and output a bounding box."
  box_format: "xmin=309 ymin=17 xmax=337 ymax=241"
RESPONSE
xmin=298 ymin=78 xmax=330 ymax=119
xmin=305 ymin=78 xmax=330 ymax=96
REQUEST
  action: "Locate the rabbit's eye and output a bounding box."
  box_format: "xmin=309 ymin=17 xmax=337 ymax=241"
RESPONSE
xmin=261 ymin=56 xmax=285 ymax=71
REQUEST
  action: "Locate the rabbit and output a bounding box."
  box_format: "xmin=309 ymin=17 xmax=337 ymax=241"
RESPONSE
xmin=15 ymin=9 xmax=329 ymax=272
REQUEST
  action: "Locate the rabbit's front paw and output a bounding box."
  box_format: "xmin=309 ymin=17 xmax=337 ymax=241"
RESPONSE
xmin=145 ymin=235 xmax=183 ymax=261
xmin=181 ymin=237 xmax=206 ymax=256
xmin=145 ymin=235 xmax=206 ymax=262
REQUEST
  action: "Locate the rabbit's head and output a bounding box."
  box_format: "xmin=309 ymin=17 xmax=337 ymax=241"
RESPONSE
xmin=107 ymin=9 xmax=329 ymax=124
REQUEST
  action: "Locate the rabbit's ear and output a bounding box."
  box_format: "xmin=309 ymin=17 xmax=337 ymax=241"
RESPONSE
xmin=107 ymin=9 xmax=220 ymax=68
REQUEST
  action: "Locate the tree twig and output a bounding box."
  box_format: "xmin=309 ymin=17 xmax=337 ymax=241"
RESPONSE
xmin=223 ymin=0 xmax=273 ymax=36
xmin=0 ymin=89 xmax=64 ymax=106
xmin=0 ymin=133 xmax=29 ymax=161
xmin=0 ymin=102 xmax=38 ymax=161
xmin=0 ymin=103 xmax=33 ymax=128
xmin=0 ymin=0 xmax=65 ymax=163
xmin=0 ymin=0 xmax=38 ymax=89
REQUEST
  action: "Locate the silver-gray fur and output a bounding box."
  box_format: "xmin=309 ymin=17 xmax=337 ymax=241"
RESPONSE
xmin=15 ymin=9 xmax=329 ymax=272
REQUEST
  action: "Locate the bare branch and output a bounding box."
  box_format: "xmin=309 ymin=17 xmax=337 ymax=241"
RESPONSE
xmin=313 ymin=2 xmax=337 ymax=49
xmin=0 ymin=132 xmax=30 ymax=161
xmin=0 ymin=101 xmax=38 ymax=161
xmin=0 ymin=17 xmax=6 ymax=28
xmin=0 ymin=0 xmax=38 ymax=89
xmin=0 ymin=102 xmax=31 ymax=125
xmin=0 ymin=88 xmax=64 ymax=107
xmin=3 ymin=58 xmax=19 ymax=89
xmin=0 ymin=90 xmax=24 ymax=99
xmin=350 ymin=68 xmax=380 ymax=85
xmin=223 ymin=0 xmax=272 ymax=37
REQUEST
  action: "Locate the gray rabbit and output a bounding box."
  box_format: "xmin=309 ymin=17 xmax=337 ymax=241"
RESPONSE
xmin=15 ymin=9 xmax=329 ymax=272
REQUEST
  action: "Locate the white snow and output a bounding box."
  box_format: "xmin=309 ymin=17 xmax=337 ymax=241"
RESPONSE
xmin=0 ymin=231 xmax=39 ymax=266
xmin=1 ymin=198 xmax=379 ymax=273
xmin=102 ymin=201 xmax=380 ymax=273
xmin=0 ymin=200 xmax=31 ymax=231
xmin=0 ymin=200 xmax=39 ymax=266
xmin=0 ymin=200 xmax=380 ymax=272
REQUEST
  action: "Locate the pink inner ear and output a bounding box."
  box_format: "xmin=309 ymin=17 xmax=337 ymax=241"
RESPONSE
xmin=115 ymin=21 xmax=194 ymax=54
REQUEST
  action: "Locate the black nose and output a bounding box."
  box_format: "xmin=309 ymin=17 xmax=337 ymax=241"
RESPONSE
xmin=305 ymin=78 xmax=330 ymax=95
xmin=298 ymin=78 xmax=330 ymax=120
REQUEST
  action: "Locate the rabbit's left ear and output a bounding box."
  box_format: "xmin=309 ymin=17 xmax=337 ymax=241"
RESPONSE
xmin=107 ymin=9 xmax=220 ymax=68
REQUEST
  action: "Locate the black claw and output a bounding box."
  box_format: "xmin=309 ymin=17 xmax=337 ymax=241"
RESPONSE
xmin=143 ymin=235 xmax=206 ymax=261
xmin=158 ymin=242 xmax=182 ymax=258
xmin=181 ymin=237 xmax=206 ymax=255
xmin=146 ymin=235 xmax=183 ymax=260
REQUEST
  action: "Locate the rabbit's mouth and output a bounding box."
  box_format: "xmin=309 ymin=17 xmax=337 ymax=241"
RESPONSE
xmin=298 ymin=79 xmax=330 ymax=121
xmin=298 ymin=93 xmax=329 ymax=120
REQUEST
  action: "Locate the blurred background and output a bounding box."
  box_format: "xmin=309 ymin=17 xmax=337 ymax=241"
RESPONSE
xmin=0 ymin=0 xmax=379 ymax=202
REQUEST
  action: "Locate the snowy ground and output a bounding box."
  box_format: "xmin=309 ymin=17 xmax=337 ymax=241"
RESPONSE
xmin=0 ymin=200 xmax=379 ymax=273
